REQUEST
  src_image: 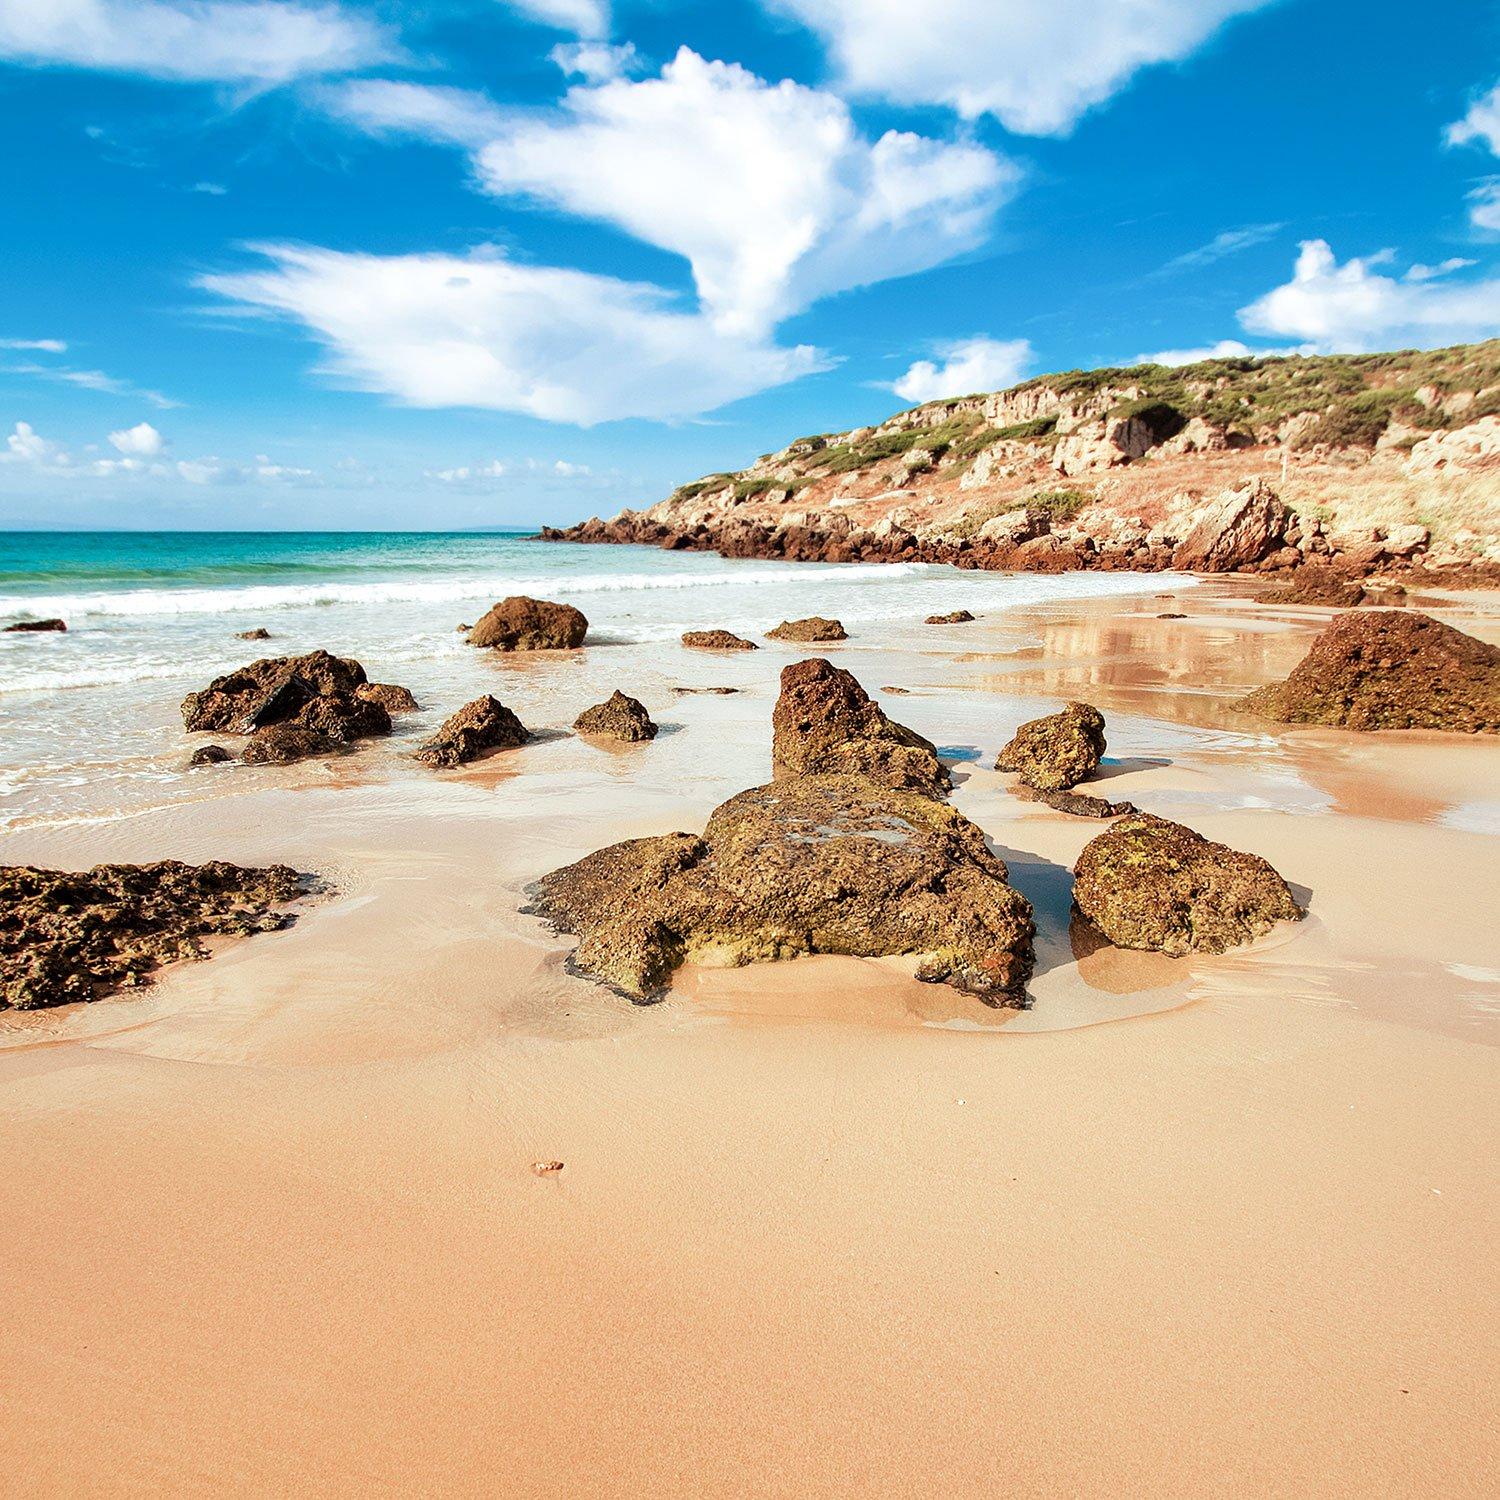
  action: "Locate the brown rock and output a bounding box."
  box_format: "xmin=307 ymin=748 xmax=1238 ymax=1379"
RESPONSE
xmin=188 ymin=744 xmax=232 ymax=767
xmin=672 ymin=686 xmax=740 ymax=695
xmin=1242 ymin=611 xmax=1499 ymax=732
xmin=574 ymin=691 xmax=658 ymax=742
xmin=1073 ymin=813 xmax=1302 ymax=955
xmin=767 ymin=616 xmax=847 ymax=642
xmin=236 ymin=627 xmax=271 ymax=641
xmin=1255 ymin=567 xmax=1369 ymax=608
xmin=1172 ymin=479 xmax=1290 ymax=572
xmin=1012 ymin=785 xmax=1135 ymax=818
xmin=772 ymin=658 xmax=948 ymax=795
xmin=357 ymin=682 xmax=419 ymax=714
xmin=996 ymin=702 xmax=1106 ymax=790
xmin=1 ymin=860 xmax=305 ymax=1009
xmin=241 ymin=724 xmax=343 ymax=765
xmin=417 ymin=695 xmax=531 ymax=768
xmin=5 ymin=617 xmax=67 ymax=632
xmin=468 ymin=596 xmax=588 ymax=651
xmin=925 ymin=610 xmax=976 ymax=624
xmin=530 ymin=774 xmax=1034 ymax=1004
xmin=682 ymin=629 xmax=757 ymax=650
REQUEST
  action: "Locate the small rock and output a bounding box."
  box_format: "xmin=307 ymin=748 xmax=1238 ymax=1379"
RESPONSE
xmin=682 ymin=629 xmax=757 ymax=650
xmin=4 ymin=618 xmax=66 ymax=633
xmin=236 ymin=627 xmax=271 ymax=641
xmin=767 ymin=616 xmax=847 ymax=642
xmin=925 ymin=610 xmax=976 ymax=625
xmin=1156 ymin=612 xmax=1186 ymax=620
xmin=241 ymin=724 xmax=343 ymax=764
xmin=188 ymin=744 xmax=232 ymax=767
xmin=996 ymin=702 xmax=1106 ymax=791
xmin=468 ymin=596 xmax=588 ymax=651
xmin=672 ymin=686 xmax=740 ymax=695
xmin=574 ymin=691 xmax=657 ymax=742
xmin=531 ymin=1160 xmax=565 ymax=1176
xmin=1013 ymin=785 xmax=1135 ymax=818
xmin=882 ymin=685 xmax=912 ymax=695
xmin=417 ymin=696 xmax=531 ymax=768
xmin=357 ymin=682 xmax=419 ymax=714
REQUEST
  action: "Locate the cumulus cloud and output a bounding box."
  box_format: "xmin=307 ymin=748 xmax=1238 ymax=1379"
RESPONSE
xmin=500 ymin=0 xmax=608 ymax=39
xmin=2 ymin=421 xmax=63 ymax=465
xmin=891 ymin=337 xmax=1033 ymax=404
xmin=200 ymin=244 xmax=829 ymax=425
xmin=762 ymin=0 xmax=1274 ymax=135
xmin=1467 ymin=181 xmax=1500 ymax=233
xmin=0 ymin=0 xmax=393 ymax=85
xmin=1239 ymin=239 xmax=1500 ymax=352
xmin=1405 ymin=257 xmax=1477 ymax=283
xmin=108 ymin=420 xmax=164 ymax=456
xmin=549 ymin=39 xmax=637 ymax=82
xmin=430 ymin=460 xmax=509 ymax=482
xmin=1135 ymin=338 xmax=1312 ymax=366
xmin=1448 ymin=80 xmax=1500 ymax=156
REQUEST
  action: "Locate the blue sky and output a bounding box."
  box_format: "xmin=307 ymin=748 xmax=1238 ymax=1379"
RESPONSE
xmin=1 ymin=0 xmax=1498 ymax=529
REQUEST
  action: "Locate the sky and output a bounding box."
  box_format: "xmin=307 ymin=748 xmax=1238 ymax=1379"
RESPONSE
xmin=1 ymin=0 xmax=1498 ymax=530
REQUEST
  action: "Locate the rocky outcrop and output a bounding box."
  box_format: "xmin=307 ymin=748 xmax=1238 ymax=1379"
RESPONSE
xmin=772 ymin=658 xmax=949 ymax=795
xmin=767 ymin=616 xmax=847 ymax=642
xmin=530 ymin=774 xmax=1034 ymax=1004
xmin=357 ymin=682 xmax=418 ymax=713
xmin=996 ymin=702 xmax=1107 ymax=791
xmin=682 ymin=629 xmax=757 ymax=650
xmin=926 ymin=610 xmax=975 ymax=624
xmin=1072 ymin=814 xmax=1302 ymax=954
xmin=574 ymin=691 xmax=658 ymax=742
xmin=1171 ymin=480 xmax=1291 ymax=572
xmin=1406 ymin=415 xmax=1500 ymax=473
xmin=1 ymin=860 xmax=305 ymax=1010
xmin=181 ymin=650 xmax=394 ymax=752
xmin=5 ymin=617 xmax=66 ymax=632
xmin=416 ymin=695 xmax=531 ymax=768
xmin=468 ymin=596 xmax=588 ymax=651
xmin=1242 ymin=611 xmax=1499 ymax=732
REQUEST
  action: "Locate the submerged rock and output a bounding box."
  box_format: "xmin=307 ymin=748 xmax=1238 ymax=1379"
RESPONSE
xmin=188 ymin=744 xmax=232 ymax=767
xmin=241 ymin=724 xmax=343 ymax=765
xmin=1 ymin=859 xmax=305 ymax=1010
xmin=417 ymin=695 xmax=531 ymax=768
xmin=574 ymin=690 xmax=658 ymax=742
xmin=767 ymin=616 xmax=847 ymax=642
xmin=1072 ymin=813 xmax=1301 ymax=955
xmin=996 ymin=702 xmax=1106 ymax=790
xmin=682 ymin=629 xmax=758 ymax=651
xmin=468 ymin=596 xmax=588 ymax=651
xmin=5 ymin=617 xmax=66 ymax=632
xmin=1242 ymin=610 xmax=1499 ymax=732
xmin=357 ymin=682 xmax=419 ymax=714
xmin=531 ymin=774 xmax=1034 ymax=1004
xmin=772 ymin=658 xmax=948 ymax=795
xmin=236 ymin=627 xmax=271 ymax=641
xmin=925 ymin=610 xmax=976 ymax=625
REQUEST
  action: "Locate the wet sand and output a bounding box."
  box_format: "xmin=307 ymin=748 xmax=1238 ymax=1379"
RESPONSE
xmin=2 ymin=581 xmax=1498 ymax=1496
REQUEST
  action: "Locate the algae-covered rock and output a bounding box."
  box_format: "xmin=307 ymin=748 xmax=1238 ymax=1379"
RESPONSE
xmin=531 ymin=775 xmax=1034 ymax=1004
xmin=772 ymin=658 xmax=948 ymax=796
xmin=1072 ymin=813 xmax=1301 ymax=955
xmin=1013 ymin=785 xmax=1135 ymax=818
xmin=468 ymin=596 xmax=588 ymax=651
xmin=417 ymin=695 xmax=531 ymax=768
xmin=767 ymin=616 xmax=847 ymax=642
xmin=996 ymin=702 xmax=1106 ymax=790
xmin=574 ymin=691 xmax=657 ymax=742
xmin=1242 ymin=610 xmax=1498 ymax=732
xmin=925 ymin=610 xmax=975 ymax=625
xmin=682 ymin=629 xmax=757 ymax=651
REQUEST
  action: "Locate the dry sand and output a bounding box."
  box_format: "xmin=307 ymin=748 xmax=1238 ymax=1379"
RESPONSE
xmin=2 ymin=582 xmax=1497 ymax=1497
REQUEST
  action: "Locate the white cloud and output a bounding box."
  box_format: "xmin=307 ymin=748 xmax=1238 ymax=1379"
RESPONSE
xmin=892 ymin=337 xmax=1033 ymax=404
xmin=0 ymin=337 xmax=67 ymax=352
xmin=320 ymin=79 xmax=508 ymax=149
xmin=1467 ymin=182 xmax=1500 ymax=233
xmin=1156 ymin=223 xmax=1283 ymax=275
xmin=763 ymin=0 xmax=1274 ymax=135
xmin=549 ymin=39 xmax=637 ymax=82
xmin=551 ymin=458 xmax=590 ymax=476
xmin=2 ymin=421 xmax=64 ymax=465
xmin=1405 ymin=257 xmax=1477 ymax=283
xmin=201 ymin=243 xmax=829 ymax=425
xmin=2 ymin=358 xmax=178 ymax=408
xmin=500 ymin=0 xmax=608 ymax=40
xmin=0 ymin=0 xmax=393 ymax=85
xmin=431 ymin=460 xmax=509 ymax=482
xmin=1448 ymin=81 xmax=1500 ymax=156
xmin=1135 ymin=338 xmax=1312 ymax=366
xmin=191 ymin=180 xmax=228 ymax=195
xmin=1240 ymin=239 xmax=1500 ymax=352
xmin=108 ymin=420 xmax=164 ymax=456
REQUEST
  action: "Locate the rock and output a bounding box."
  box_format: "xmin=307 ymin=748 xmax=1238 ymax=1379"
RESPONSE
xmin=574 ymin=691 xmax=658 ymax=742
xmin=1406 ymin=416 xmax=1500 ymax=474
xmin=1172 ymin=479 xmax=1291 ymax=572
xmin=881 ymin=685 xmax=912 ymax=695
xmin=926 ymin=610 xmax=975 ymax=625
xmin=1 ymin=860 xmax=305 ymax=1009
xmin=468 ymin=596 xmax=588 ymax=651
xmin=1256 ymin=568 xmax=1369 ymax=608
xmin=1072 ymin=813 xmax=1302 ymax=955
xmin=1053 ymin=417 xmax=1153 ymax=475
xmin=531 ymin=1161 xmax=565 ymax=1176
xmin=357 ymin=682 xmax=419 ymax=714
xmin=1156 ymin=612 xmax=1186 ymax=619
xmin=772 ymin=658 xmax=949 ymax=795
xmin=767 ymin=616 xmax=847 ymax=642
xmin=996 ymin=702 xmax=1106 ymax=791
xmin=1012 ymin=784 xmax=1135 ymax=818
xmin=236 ymin=627 xmax=271 ymax=641
xmin=416 ymin=695 xmax=531 ymax=768
xmin=682 ymin=629 xmax=757 ymax=651
xmin=181 ymin=649 xmax=393 ymax=749
xmin=530 ymin=774 xmax=1034 ymax=1004
xmin=241 ymin=725 xmax=343 ymax=765
xmin=5 ymin=617 xmax=67 ymax=632
xmin=188 ymin=744 xmax=232 ymax=767
xmin=672 ymin=686 xmax=740 ymax=695
xmin=1241 ymin=611 xmax=1499 ymax=732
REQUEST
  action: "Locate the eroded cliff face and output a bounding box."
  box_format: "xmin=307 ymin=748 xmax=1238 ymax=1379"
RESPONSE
xmin=547 ymin=342 xmax=1500 ymax=582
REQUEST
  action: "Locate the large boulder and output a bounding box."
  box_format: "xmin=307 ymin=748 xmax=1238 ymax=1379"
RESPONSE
xmin=682 ymin=629 xmax=757 ymax=651
xmin=1242 ymin=611 xmax=1499 ymax=732
xmin=468 ymin=596 xmax=588 ymax=651
xmin=530 ymin=775 xmax=1034 ymax=1004
xmin=1073 ymin=814 xmax=1302 ymax=955
xmin=772 ymin=658 xmax=949 ymax=795
xmin=181 ymin=649 xmax=394 ymax=747
xmin=416 ymin=695 xmax=531 ymax=768
xmin=996 ymin=702 xmax=1106 ymax=790
xmin=1 ymin=860 xmax=304 ymax=1010
xmin=1172 ymin=479 xmax=1291 ymax=572
xmin=574 ymin=691 xmax=657 ymax=742
xmin=767 ymin=616 xmax=847 ymax=642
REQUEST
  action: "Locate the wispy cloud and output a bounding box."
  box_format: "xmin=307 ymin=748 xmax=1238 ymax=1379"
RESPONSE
xmin=2 ymin=360 xmax=180 ymax=409
xmin=1154 ymin=222 xmax=1284 ymax=276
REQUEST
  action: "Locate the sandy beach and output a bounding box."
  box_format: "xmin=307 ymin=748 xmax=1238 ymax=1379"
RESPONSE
xmin=2 ymin=575 xmax=1498 ymax=1497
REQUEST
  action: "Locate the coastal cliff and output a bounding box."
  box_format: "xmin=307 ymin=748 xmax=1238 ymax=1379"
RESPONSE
xmin=547 ymin=342 xmax=1500 ymax=582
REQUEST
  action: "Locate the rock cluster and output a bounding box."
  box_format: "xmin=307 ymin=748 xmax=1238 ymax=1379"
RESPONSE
xmin=417 ymin=696 xmax=531 ymax=768
xmin=925 ymin=610 xmax=975 ymax=624
xmin=4 ymin=617 xmax=66 ymax=632
xmin=1072 ymin=815 xmax=1302 ymax=955
xmin=468 ymin=596 xmax=588 ymax=651
xmin=996 ymin=702 xmax=1107 ymax=791
xmin=1 ymin=860 xmax=305 ymax=1010
xmin=1242 ymin=611 xmax=1499 ymax=732
xmin=574 ymin=691 xmax=657 ymax=742
xmin=682 ymin=629 xmax=757 ymax=650
xmin=767 ymin=616 xmax=847 ymax=642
